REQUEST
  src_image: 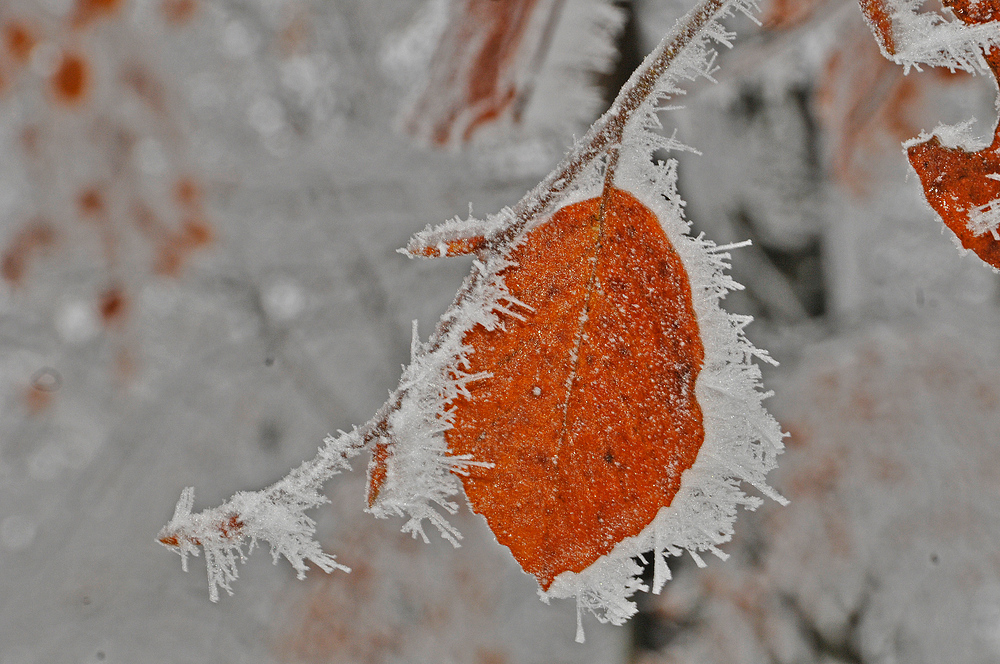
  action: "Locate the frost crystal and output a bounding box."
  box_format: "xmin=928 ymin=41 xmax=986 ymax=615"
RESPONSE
xmin=158 ymin=434 xmax=359 ymax=601
xmin=968 ymin=198 xmax=1000 ymax=239
xmin=863 ymin=0 xmax=1000 ymax=74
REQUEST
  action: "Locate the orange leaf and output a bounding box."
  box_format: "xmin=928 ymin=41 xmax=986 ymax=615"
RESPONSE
xmin=443 ymin=187 xmax=705 ymax=589
xmin=858 ymin=0 xmax=896 ymax=55
xmin=907 ymin=121 xmax=1000 ymax=269
xmin=903 ymin=0 xmax=1000 ymax=269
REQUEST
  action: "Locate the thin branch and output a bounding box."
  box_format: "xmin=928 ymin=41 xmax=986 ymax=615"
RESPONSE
xmin=158 ymin=0 xmax=746 ymax=599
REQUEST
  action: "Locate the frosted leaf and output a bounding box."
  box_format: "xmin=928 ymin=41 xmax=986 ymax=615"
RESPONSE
xmin=862 ymin=0 xmax=1000 ymax=269
xmin=860 ymin=0 xmax=1000 ymax=74
xmin=403 ymin=207 xmax=515 ymax=258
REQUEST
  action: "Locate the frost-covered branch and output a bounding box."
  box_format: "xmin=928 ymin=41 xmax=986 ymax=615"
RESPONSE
xmin=157 ymin=432 xmax=360 ymax=600
xmin=160 ymin=0 xmax=777 ymax=621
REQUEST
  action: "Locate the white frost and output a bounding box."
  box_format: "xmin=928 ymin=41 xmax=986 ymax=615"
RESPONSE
xmin=866 ymin=0 xmax=1000 ymax=75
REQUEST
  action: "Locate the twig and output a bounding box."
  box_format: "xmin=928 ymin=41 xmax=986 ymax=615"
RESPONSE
xmin=158 ymin=0 xmax=747 ymax=600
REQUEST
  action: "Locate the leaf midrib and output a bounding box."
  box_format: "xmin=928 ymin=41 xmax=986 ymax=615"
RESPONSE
xmin=552 ymin=187 xmax=613 ymax=468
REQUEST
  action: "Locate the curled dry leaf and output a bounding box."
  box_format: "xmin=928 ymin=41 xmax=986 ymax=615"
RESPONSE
xmin=906 ymin=0 xmax=1000 ymax=268
xmin=860 ymin=0 xmax=1000 ymax=268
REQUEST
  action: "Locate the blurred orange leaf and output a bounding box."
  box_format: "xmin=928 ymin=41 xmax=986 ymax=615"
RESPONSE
xmin=401 ymin=0 xmax=545 ymax=146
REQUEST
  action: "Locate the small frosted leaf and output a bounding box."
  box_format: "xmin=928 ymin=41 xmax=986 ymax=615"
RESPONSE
xmin=901 ymin=0 xmax=1000 ymax=268
xmin=908 ymin=125 xmax=1000 ymax=268
xmin=858 ymin=0 xmax=1000 ymax=268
